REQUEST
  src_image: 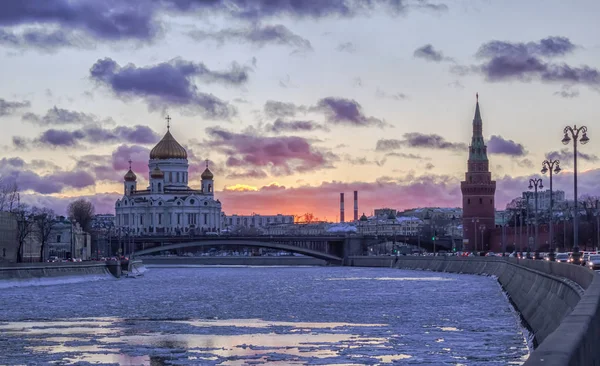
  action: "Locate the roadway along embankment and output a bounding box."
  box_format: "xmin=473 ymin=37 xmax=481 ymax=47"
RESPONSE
xmin=349 ymin=255 xmax=600 ymax=366
xmin=139 ymin=256 xmax=327 ymax=266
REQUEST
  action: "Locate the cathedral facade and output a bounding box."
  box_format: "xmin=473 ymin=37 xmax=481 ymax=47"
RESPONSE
xmin=460 ymin=95 xmax=496 ymax=252
xmin=115 ymin=121 xmax=222 ymax=235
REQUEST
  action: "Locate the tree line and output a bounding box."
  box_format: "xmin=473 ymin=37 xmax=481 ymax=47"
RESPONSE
xmin=0 ymin=179 xmax=95 ymax=262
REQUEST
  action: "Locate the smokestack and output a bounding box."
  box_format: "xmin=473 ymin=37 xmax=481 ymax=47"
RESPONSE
xmin=340 ymin=193 xmax=345 ymax=223
xmin=354 ymin=191 xmax=358 ymax=222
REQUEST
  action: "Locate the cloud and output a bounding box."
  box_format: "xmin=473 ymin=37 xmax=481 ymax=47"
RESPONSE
xmin=0 ymin=157 xmax=95 ymax=194
xmin=205 ymin=127 xmax=338 ymax=176
xmin=226 ymin=169 xmax=269 ymax=180
xmin=23 ymin=125 xmax=160 ymax=148
xmin=336 ymin=42 xmax=356 ymax=53
xmin=375 ymin=88 xmax=408 ymax=101
xmin=413 ymin=44 xmax=452 ymax=62
xmin=189 ymin=24 xmax=312 ymax=51
xmin=376 ymin=133 xmax=467 ymax=151
xmin=554 ymin=88 xmax=580 ymax=98
xmin=264 ymin=100 xmax=306 ymax=118
xmin=265 ymin=119 xmax=329 ymax=134
xmin=343 ymin=155 xmax=386 ymax=166
xmin=0 ymin=98 xmax=30 ymax=116
xmin=20 ymin=192 xmax=122 ymax=217
xmin=22 ymin=106 xmax=109 ymax=126
xmin=517 ymin=158 xmax=534 ymax=169
xmin=89 ymin=57 xmax=247 ymax=119
xmin=0 ymin=2 xmax=159 ymax=43
xmin=545 ymin=148 xmax=599 ymax=167
xmin=161 ymin=0 xmax=448 ymax=20
xmin=384 ymin=152 xmax=429 ymax=160
xmin=0 ymin=28 xmax=85 ymax=51
xmin=311 ymin=97 xmax=387 ymax=128
xmin=456 ymin=36 xmax=600 ymax=89
xmin=487 ymin=135 xmax=527 ymax=156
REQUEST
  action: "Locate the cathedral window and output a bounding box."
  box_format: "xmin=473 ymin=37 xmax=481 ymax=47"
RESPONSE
xmin=190 ymin=199 xmax=195 ymax=204
xmin=177 ymin=214 xmax=181 ymax=225
xmin=158 ymin=214 xmax=162 ymax=225
xmin=140 ymin=215 xmax=144 ymax=225
xmin=208 ymin=184 xmax=212 ymax=193
xmin=169 ymin=172 xmax=173 ymax=182
xmin=158 ymin=183 xmax=162 ymax=192
xmin=177 ymin=172 xmax=180 ymax=182
xmin=204 ymin=201 xmax=208 ymax=206
xmin=204 ymin=213 xmax=208 ymax=225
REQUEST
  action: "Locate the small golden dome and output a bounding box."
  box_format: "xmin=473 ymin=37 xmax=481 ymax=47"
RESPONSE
xmin=150 ymin=130 xmax=187 ymax=160
xmin=201 ymin=168 xmax=214 ymax=180
xmin=124 ymin=169 xmax=137 ymax=182
xmin=150 ymin=166 xmax=164 ymax=178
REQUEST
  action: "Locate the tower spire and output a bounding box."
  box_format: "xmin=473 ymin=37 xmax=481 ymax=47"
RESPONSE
xmin=128 ymin=159 xmax=132 ymax=170
xmin=469 ymin=93 xmax=487 ymax=162
xmin=205 ymin=159 xmax=209 ymax=168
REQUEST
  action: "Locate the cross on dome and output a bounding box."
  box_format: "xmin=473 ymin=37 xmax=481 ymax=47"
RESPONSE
xmin=128 ymin=159 xmax=132 ymax=169
xmin=205 ymin=159 xmax=209 ymax=168
xmin=165 ymin=115 xmax=171 ymax=130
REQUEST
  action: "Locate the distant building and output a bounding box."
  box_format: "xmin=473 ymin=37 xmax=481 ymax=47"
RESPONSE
xmin=222 ymin=214 xmax=294 ymax=231
xmin=356 ymin=214 xmax=422 ymax=236
xmin=373 ymin=208 xmax=397 ymax=218
xmin=0 ymin=211 xmax=18 ymax=262
xmin=522 ymin=190 xmax=566 ymax=212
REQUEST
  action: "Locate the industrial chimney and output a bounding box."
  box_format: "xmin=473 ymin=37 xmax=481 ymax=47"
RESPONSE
xmin=353 ymin=191 xmax=358 ymax=222
xmin=340 ymin=193 xmax=345 ymax=223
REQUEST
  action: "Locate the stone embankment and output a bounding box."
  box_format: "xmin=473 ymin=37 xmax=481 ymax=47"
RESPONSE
xmin=349 ymin=255 xmax=600 ymax=366
xmin=0 ymin=261 xmax=123 ymax=281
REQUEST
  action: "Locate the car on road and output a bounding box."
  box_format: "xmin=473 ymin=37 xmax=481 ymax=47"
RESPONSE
xmin=555 ymin=253 xmax=569 ymax=263
xmin=588 ymin=255 xmax=600 ymax=270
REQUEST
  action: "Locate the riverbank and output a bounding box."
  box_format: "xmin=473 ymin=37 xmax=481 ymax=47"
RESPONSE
xmin=0 ymin=262 xmax=117 ymax=288
xmin=349 ymin=255 xmax=600 ymax=366
xmin=139 ymin=256 xmax=327 ymax=266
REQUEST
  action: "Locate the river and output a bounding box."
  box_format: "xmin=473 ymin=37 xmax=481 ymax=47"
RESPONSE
xmin=0 ymin=266 xmax=530 ymax=365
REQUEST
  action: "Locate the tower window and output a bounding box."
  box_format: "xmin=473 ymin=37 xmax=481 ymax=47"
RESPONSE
xmin=467 ymin=199 xmax=470 ymax=204
xmin=479 ymin=198 xmax=483 ymax=204
xmin=490 ymin=199 xmax=493 ymax=204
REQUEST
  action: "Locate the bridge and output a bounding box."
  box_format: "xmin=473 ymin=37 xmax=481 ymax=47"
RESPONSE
xmin=110 ymin=234 xmax=458 ymax=263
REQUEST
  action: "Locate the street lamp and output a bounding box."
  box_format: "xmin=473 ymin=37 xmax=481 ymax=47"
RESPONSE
xmin=541 ymin=159 xmax=561 ymax=261
xmin=528 ymin=178 xmax=543 ymax=259
xmin=479 ymin=224 xmax=486 ymax=253
xmin=472 ymin=218 xmax=479 ymax=255
xmin=562 ymin=125 xmax=589 ymax=262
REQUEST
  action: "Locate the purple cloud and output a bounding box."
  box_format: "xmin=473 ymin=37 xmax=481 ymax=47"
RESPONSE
xmin=226 ymin=169 xmax=269 ymax=179
xmin=413 ymin=44 xmax=452 ymax=62
xmin=27 ymin=125 xmax=159 ymax=148
xmin=264 ymin=100 xmax=306 ymax=118
xmin=266 ymin=119 xmax=329 ymax=134
xmin=376 ymin=133 xmax=466 ymax=151
xmin=546 ymin=148 xmax=599 ymax=167
xmin=22 ymin=106 xmax=102 ymax=125
xmin=487 ymin=135 xmax=527 ymax=156
xmin=189 ymin=24 xmax=312 ymax=51
xmin=0 ymin=28 xmax=83 ymax=51
xmin=0 ymin=98 xmax=30 ymax=116
xmin=0 ymin=158 xmax=95 ymax=194
xmin=90 ymin=57 xmax=246 ymax=118
xmin=312 ymin=97 xmax=386 ymax=128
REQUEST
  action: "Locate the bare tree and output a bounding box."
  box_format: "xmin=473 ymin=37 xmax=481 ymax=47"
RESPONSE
xmin=67 ymin=198 xmax=95 ymax=232
xmin=32 ymin=207 xmax=57 ymax=262
xmin=0 ymin=178 xmax=18 ymax=212
xmin=14 ymin=204 xmax=34 ymax=263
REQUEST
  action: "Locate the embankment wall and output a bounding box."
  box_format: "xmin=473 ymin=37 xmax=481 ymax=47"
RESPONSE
xmin=0 ymin=262 xmax=116 ymax=281
xmin=349 ymin=256 xmax=600 ymax=366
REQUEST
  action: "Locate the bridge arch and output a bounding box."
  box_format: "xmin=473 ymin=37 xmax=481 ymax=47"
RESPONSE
xmin=132 ymin=240 xmax=343 ymax=262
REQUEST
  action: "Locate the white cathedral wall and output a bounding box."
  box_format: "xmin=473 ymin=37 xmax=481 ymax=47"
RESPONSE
xmin=148 ymin=158 xmax=189 ymax=188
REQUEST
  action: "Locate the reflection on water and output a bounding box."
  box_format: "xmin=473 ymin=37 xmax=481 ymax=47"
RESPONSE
xmin=9 ymin=318 xmax=404 ymax=365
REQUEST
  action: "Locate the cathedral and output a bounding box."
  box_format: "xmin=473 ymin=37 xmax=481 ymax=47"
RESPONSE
xmin=460 ymin=95 xmax=496 ymax=252
xmin=115 ymin=118 xmax=222 ymax=235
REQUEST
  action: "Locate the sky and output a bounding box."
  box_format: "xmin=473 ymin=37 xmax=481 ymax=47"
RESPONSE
xmin=1 ymin=0 xmax=600 ymax=220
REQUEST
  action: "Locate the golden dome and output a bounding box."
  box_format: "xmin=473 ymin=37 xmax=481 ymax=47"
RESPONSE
xmin=150 ymin=166 xmax=164 ymax=178
xmin=150 ymin=130 xmax=187 ymax=160
xmin=201 ymin=167 xmax=214 ymax=180
xmin=124 ymin=169 xmax=137 ymax=182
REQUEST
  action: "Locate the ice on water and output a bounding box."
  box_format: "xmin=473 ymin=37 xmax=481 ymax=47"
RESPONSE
xmin=0 ymin=266 xmax=530 ymax=365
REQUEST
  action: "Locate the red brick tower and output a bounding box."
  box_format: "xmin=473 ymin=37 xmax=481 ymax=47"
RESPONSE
xmin=461 ymin=94 xmax=496 ymax=252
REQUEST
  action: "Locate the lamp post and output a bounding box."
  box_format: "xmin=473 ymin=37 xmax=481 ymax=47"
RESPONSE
xmin=528 ymin=178 xmax=543 ymax=259
xmin=472 ymin=218 xmax=479 ymax=255
xmin=595 ymin=209 xmax=600 ymax=251
xmin=542 ymin=160 xmax=561 ymax=261
xmin=562 ymin=125 xmax=590 ymax=262
xmin=479 ymin=224 xmax=486 ymax=253
xmin=500 ymin=211 xmax=507 ymax=255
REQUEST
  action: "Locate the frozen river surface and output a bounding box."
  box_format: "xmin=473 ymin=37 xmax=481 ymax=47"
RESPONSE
xmin=0 ymin=266 xmax=529 ymax=365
